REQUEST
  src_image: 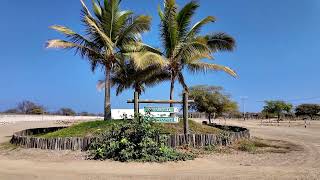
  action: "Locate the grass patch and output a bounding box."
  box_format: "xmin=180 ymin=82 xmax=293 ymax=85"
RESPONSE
xmin=37 ymin=120 xmax=127 ymax=138
xmin=36 ymin=119 xmax=221 ymax=138
xmin=156 ymin=120 xmax=222 ymax=134
xmin=0 ymin=142 xmax=18 ymax=151
xmin=233 ymin=138 xmax=302 ymax=154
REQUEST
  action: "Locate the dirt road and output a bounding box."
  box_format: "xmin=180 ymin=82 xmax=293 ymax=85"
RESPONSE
xmin=0 ymin=120 xmax=319 ymax=180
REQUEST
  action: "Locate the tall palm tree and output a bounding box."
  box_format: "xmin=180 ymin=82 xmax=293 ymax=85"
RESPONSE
xmin=46 ymin=0 xmax=151 ymax=120
xmin=131 ymin=0 xmax=237 ymax=106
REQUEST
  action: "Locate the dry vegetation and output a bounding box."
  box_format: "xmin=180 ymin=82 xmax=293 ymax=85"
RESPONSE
xmin=232 ymin=138 xmax=303 ymax=154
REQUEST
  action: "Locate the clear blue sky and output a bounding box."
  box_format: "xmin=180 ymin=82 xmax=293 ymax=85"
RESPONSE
xmin=1 ymin=0 xmax=320 ymax=113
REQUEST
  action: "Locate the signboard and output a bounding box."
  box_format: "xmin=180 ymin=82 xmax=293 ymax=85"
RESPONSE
xmin=144 ymin=107 xmax=178 ymax=113
xmin=153 ymin=117 xmax=179 ymax=123
xmin=144 ymin=107 xmax=179 ymax=123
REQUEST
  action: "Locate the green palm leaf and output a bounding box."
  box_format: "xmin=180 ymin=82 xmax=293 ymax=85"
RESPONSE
xmin=176 ymin=1 xmax=199 ymax=40
xmin=186 ymin=16 xmax=215 ymax=39
xmin=205 ymin=32 xmax=236 ymax=52
xmin=188 ymin=62 xmax=237 ymax=77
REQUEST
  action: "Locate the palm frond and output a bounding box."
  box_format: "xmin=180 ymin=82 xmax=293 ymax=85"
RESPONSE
xmin=205 ymin=32 xmax=236 ymax=52
xmin=160 ymin=0 xmax=178 ymax=57
xmin=101 ymin=0 xmax=121 ymax=39
xmin=186 ymin=52 xmax=213 ymax=62
xmin=46 ymin=39 xmax=103 ymax=61
xmin=130 ymin=51 xmax=168 ymax=69
xmin=176 ymin=1 xmax=199 ymax=40
xmin=112 ymin=10 xmax=133 ymax=37
xmin=46 ymin=39 xmax=75 ymax=49
xmin=50 ymin=25 xmax=95 ymax=46
xmin=46 ymin=39 xmax=103 ymax=71
xmin=143 ymin=71 xmax=171 ymax=86
xmin=174 ymin=40 xmax=211 ymax=63
xmin=80 ymin=0 xmax=92 ymax=17
xmin=158 ymin=5 xmax=165 ymax=21
xmin=122 ymin=42 xmax=162 ymax=55
xmin=50 ymin=25 xmax=76 ymax=36
xmin=83 ymin=15 xmax=114 ymax=51
xmin=116 ymin=15 xmax=151 ymax=46
xmin=92 ymin=0 xmax=102 ymax=18
xmin=186 ymin=16 xmax=215 ymax=39
xmin=187 ymin=62 xmax=237 ymax=77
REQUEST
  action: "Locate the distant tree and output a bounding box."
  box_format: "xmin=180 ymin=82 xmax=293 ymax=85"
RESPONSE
xmin=16 ymin=101 xmax=45 ymax=115
xmin=29 ymin=107 xmax=45 ymax=115
xmin=17 ymin=101 xmax=37 ymax=114
xmin=59 ymin=108 xmax=76 ymax=116
xmin=262 ymin=101 xmax=293 ymax=121
xmin=3 ymin=108 xmax=19 ymax=114
xmin=295 ymin=104 xmax=320 ymax=120
xmin=189 ymin=85 xmax=238 ymax=123
xmin=79 ymin=112 xmax=89 ymax=116
xmin=79 ymin=112 xmax=96 ymax=116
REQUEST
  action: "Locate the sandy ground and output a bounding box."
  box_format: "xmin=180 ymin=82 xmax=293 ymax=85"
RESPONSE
xmin=0 ymin=119 xmax=319 ymax=180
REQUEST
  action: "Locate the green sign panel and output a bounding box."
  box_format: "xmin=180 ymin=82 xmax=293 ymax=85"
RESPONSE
xmin=144 ymin=107 xmax=176 ymax=113
xmin=153 ymin=117 xmax=179 ymax=123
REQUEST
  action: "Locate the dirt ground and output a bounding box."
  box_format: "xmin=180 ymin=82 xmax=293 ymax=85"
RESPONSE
xmin=0 ymin=119 xmax=319 ymax=180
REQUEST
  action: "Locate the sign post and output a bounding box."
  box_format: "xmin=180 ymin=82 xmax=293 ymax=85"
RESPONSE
xmin=183 ymin=91 xmax=189 ymax=134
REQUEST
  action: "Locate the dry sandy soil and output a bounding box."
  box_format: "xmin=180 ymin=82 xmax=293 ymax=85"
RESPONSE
xmin=0 ymin=119 xmax=319 ymax=180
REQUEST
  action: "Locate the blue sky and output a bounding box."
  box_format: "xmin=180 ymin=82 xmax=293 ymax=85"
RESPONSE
xmin=1 ymin=0 xmax=320 ymax=113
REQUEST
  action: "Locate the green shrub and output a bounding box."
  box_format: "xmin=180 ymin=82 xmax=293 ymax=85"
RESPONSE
xmin=237 ymin=140 xmax=257 ymax=152
xmin=203 ymin=145 xmax=216 ymax=151
xmin=89 ymin=115 xmax=195 ymax=162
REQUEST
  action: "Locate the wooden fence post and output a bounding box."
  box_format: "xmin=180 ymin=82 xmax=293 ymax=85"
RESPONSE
xmin=183 ymin=91 xmax=189 ymax=134
xmin=134 ymin=91 xmax=139 ymax=116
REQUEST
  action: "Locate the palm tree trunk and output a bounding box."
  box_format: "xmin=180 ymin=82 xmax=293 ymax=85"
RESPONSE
xmin=169 ymin=73 xmax=175 ymax=107
xmin=104 ymin=66 xmax=111 ymax=121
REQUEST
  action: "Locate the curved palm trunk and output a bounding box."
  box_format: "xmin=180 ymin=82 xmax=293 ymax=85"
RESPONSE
xmin=104 ymin=66 xmax=111 ymax=121
xmin=169 ymin=73 xmax=175 ymax=108
xmin=169 ymin=73 xmax=175 ymax=117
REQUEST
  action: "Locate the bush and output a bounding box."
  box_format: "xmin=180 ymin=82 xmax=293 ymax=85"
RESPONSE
xmin=237 ymin=140 xmax=257 ymax=152
xmin=58 ymin=108 xmax=76 ymax=116
xmin=89 ymin=115 xmax=195 ymax=162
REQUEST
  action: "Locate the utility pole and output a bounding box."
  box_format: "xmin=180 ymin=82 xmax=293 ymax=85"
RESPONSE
xmin=240 ymin=96 xmax=248 ymax=121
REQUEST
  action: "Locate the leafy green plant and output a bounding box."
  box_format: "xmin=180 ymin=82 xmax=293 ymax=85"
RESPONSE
xmin=203 ymin=145 xmax=216 ymax=151
xmin=89 ymin=115 xmax=195 ymax=162
xmin=237 ymin=140 xmax=257 ymax=153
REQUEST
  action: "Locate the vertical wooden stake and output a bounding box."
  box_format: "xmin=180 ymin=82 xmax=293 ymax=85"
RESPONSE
xmin=134 ymin=91 xmax=139 ymax=116
xmin=183 ymin=92 xmax=189 ymax=135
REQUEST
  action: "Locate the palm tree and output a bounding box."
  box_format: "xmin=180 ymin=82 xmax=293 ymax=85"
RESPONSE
xmin=46 ymin=0 xmax=151 ymax=120
xmin=97 ymin=60 xmax=170 ymax=97
xmin=132 ymin=0 xmax=237 ymax=106
xmin=112 ymin=62 xmax=170 ymax=97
